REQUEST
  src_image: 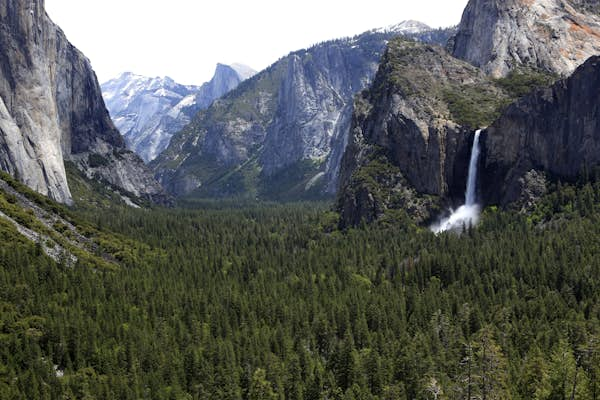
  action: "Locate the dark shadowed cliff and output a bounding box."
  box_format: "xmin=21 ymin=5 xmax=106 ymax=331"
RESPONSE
xmin=337 ymin=38 xmax=512 ymax=227
xmin=481 ymin=55 xmax=600 ymax=207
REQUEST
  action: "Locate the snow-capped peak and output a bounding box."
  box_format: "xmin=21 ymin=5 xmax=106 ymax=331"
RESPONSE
xmin=101 ymin=63 xmax=253 ymax=163
xmin=375 ymin=20 xmax=432 ymax=35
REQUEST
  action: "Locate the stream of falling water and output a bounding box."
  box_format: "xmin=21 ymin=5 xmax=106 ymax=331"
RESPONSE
xmin=432 ymin=130 xmax=482 ymax=234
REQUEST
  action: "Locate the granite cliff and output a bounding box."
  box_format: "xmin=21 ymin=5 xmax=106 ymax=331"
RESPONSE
xmin=337 ymin=38 xmax=512 ymax=227
xmin=0 ymin=0 xmax=165 ymax=205
xmin=153 ymin=23 xmax=456 ymax=200
xmin=338 ymin=0 xmax=600 ymax=226
xmin=451 ymin=0 xmax=600 ymax=78
xmin=481 ymin=55 xmax=600 ymax=207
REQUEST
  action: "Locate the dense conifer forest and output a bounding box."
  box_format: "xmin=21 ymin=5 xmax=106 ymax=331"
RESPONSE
xmin=0 ymin=179 xmax=599 ymax=399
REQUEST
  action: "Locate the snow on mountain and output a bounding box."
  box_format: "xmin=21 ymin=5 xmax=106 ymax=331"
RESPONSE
xmin=375 ymin=20 xmax=432 ymax=35
xmin=101 ymin=64 xmax=256 ymax=162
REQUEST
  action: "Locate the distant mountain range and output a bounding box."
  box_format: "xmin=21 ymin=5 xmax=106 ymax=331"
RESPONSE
xmin=152 ymin=21 xmax=457 ymax=200
xmin=101 ymin=64 xmax=256 ymax=162
xmin=8 ymin=0 xmax=600 ymax=226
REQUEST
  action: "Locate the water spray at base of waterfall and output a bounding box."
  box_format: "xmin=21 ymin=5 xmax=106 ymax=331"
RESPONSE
xmin=431 ymin=204 xmax=481 ymax=234
xmin=431 ymin=129 xmax=482 ymax=234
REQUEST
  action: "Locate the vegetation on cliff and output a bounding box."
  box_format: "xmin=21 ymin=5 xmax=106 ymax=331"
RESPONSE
xmin=338 ymin=38 xmax=560 ymax=228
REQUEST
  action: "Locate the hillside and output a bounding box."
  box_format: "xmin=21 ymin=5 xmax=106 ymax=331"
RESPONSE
xmin=1 ymin=179 xmax=599 ymax=398
xmin=0 ymin=170 xmax=155 ymax=271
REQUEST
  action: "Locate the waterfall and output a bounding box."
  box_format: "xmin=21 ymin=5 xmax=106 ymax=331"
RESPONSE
xmin=432 ymin=129 xmax=482 ymax=234
xmin=465 ymin=130 xmax=481 ymax=206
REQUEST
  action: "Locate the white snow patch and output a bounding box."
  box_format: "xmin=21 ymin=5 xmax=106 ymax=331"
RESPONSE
xmin=153 ymin=88 xmax=183 ymax=99
xmin=168 ymin=95 xmax=197 ymax=119
xmin=374 ymin=20 xmax=432 ymax=35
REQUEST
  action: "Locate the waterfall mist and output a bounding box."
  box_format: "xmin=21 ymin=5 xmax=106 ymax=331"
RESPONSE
xmin=432 ymin=130 xmax=482 ymax=234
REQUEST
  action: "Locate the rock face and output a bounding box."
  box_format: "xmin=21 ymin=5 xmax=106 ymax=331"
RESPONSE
xmin=337 ymin=39 xmax=512 ymax=227
xmin=101 ymin=64 xmax=255 ymax=162
xmin=153 ymin=23 xmax=456 ymax=200
xmin=0 ymin=0 xmax=165 ymax=204
xmin=481 ymin=55 xmax=600 ymax=205
xmin=336 ymin=0 xmax=600 ymax=226
xmin=451 ymin=0 xmax=600 ymax=78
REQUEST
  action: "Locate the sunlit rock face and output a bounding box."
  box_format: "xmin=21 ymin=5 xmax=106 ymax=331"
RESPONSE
xmin=0 ymin=0 xmax=166 ymax=204
xmin=451 ymin=0 xmax=600 ymax=78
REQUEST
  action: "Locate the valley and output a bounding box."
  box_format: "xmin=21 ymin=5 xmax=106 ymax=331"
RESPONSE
xmin=1 ymin=179 xmax=599 ymax=399
xmin=1 ymin=0 xmax=600 ymax=398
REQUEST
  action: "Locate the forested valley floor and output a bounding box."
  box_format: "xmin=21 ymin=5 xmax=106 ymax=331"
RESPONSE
xmin=0 ymin=181 xmax=599 ymax=399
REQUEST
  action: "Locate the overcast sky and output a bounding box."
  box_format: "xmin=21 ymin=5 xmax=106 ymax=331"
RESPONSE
xmin=45 ymin=0 xmax=469 ymax=86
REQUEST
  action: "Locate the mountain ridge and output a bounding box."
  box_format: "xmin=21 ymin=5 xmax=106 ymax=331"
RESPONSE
xmin=337 ymin=0 xmax=600 ymax=226
xmin=153 ymin=22 xmax=457 ymax=200
xmin=336 ymin=38 xmax=513 ymax=227
xmin=102 ymin=63 xmax=256 ymax=162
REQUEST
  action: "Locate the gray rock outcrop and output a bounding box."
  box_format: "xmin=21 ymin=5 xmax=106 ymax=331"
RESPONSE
xmin=481 ymin=55 xmax=600 ymax=205
xmin=0 ymin=0 xmax=165 ymax=204
xmin=451 ymin=0 xmax=600 ymax=78
xmin=337 ymin=39 xmax=511 ymax=227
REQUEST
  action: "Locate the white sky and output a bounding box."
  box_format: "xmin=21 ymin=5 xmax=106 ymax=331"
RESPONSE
xmin=45 ymin=0 xmax=469 ymax=86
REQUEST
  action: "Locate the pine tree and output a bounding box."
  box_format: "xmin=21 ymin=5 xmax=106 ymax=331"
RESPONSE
xmin=472 ymin=327 xmax=509 ymax=400
xmin=517 ymin=346 xmax=551 ymax=400
xmin=455 ymin=343 xmax=475 ymax=400
xmin=249 ymin=369 xmax=278 ymax=400
xmin=548 ymin=340 xmax=583 ymax=400
xmin=425 ymin=376 xmax=444 ymax=400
